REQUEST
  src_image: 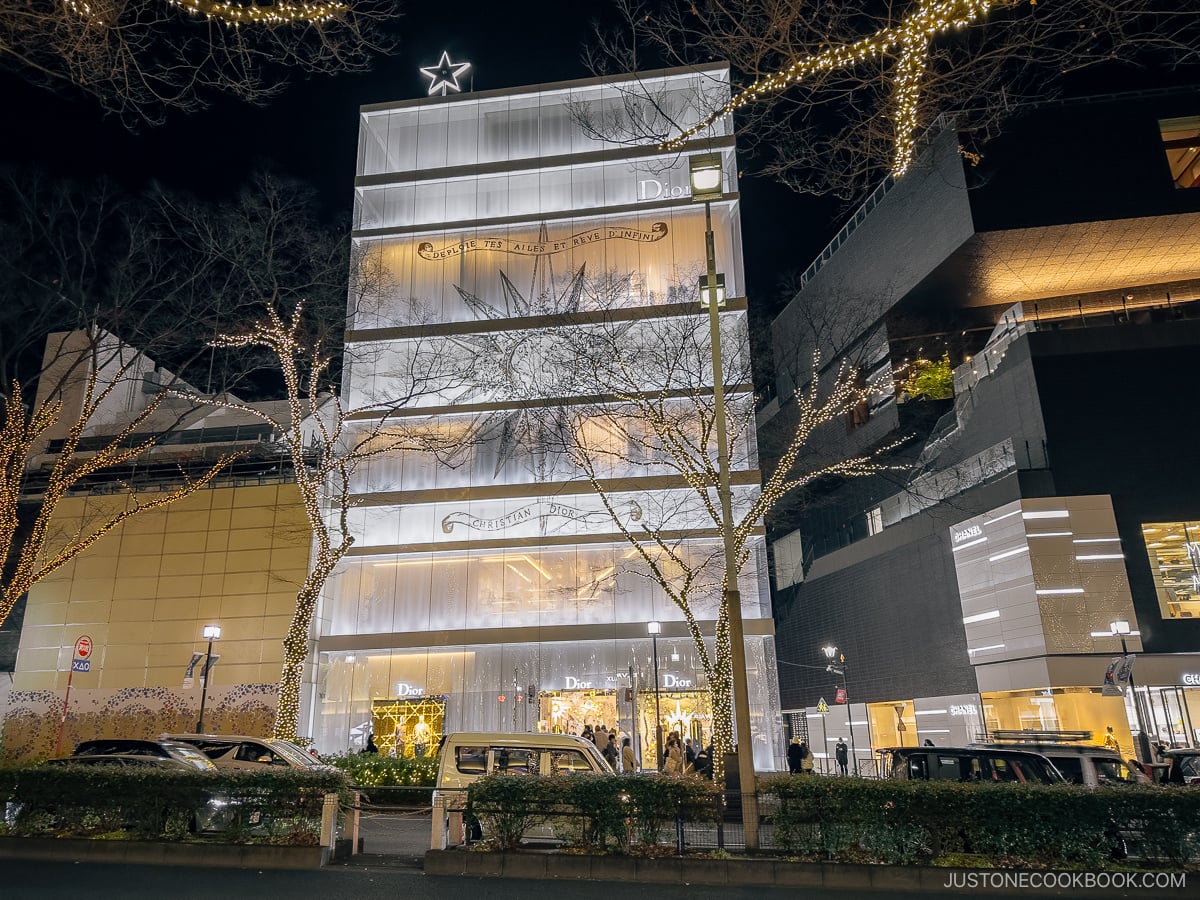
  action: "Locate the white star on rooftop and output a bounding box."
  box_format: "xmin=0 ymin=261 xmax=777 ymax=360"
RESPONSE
xmin=419 ymin=51 xmax=472 ymax=97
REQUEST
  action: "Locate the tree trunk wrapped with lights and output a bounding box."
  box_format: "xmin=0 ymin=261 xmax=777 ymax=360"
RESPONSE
xmin=566 ymin=306 xmax=894 ymax=786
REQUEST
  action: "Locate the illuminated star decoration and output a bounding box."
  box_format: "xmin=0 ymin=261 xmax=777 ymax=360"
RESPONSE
xmin=662 ymin=0 xmax=1002 ymax=177
xmin=420 ymin=51 xmax=473 ymax=97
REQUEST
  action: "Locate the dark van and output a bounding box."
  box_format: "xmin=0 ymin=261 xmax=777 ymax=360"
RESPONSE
xmin=880 ymin=746 xmax=1064 ymax=784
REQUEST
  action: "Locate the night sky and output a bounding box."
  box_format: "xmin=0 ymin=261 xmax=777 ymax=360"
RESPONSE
xmin=0 ymin=2 xmax=831 ymax=311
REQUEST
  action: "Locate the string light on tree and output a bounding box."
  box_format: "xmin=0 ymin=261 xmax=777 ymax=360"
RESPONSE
xmin=63 ymin=0 xmax=349 ymax=26
xmin=661 ymin=0 xmax=1007 ymax=176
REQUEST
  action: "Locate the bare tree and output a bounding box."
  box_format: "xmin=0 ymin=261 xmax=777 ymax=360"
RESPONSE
xmin=1 ymin=0 xmax=398 ymax=124
xmin=563 ymin=309 xmax=892 ymax=779
xmin=0 ymin=331 xmax=243 ymax=632
xmin=588 ymin=0 xmax=1200 ymax=199
xmin=190 ymin=299 xmax=464 ymax=742
xmin=0 ymin=169 xmax=351 ymax=634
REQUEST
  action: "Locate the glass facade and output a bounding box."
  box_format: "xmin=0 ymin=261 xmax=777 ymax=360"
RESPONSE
xmin=310 ymin=67 xmax=782 ymax=769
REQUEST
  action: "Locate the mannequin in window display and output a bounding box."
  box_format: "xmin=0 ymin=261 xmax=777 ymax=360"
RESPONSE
xmin=393 ymin=724 xmax=407 ymax=759
xmin=413 ymin=715 xmax=431 ymax=757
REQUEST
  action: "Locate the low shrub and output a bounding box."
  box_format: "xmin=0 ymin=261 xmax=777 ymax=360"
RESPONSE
xmin=466 ymin=774 xmax=719 ymax=852
xmin=325 ymin=753 xmax=438 ymax=788
xmin=0 ymin=765 xmax=348 ymax=844
xmin=759 ymin=775 xmax=1200 ymax=868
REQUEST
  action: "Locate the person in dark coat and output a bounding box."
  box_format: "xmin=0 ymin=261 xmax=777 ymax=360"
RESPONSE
xmin=835 ymin=738 xmax=849 ymax=775
xmin=787 ymin=737 xmax=805 ymax=774
xmin=363 ymin=733 xmax=379 ymax=754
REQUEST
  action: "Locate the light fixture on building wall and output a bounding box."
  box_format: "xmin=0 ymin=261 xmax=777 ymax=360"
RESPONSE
xmin=1109 ymin=619 xmax=1151 ymax=763
xmin=822 ymin=643 xmax=859 ymax=775
xmin=647 ymin=621 xmax=663 ymax=771
xmin=690 ymin=150 xmax=759 ymax=847
xmin=688 ymin=154 xmax=724 ymax=200
xmin=196 ymin=624 xmax=222 ymax=734
xmin=698 ymin=273 xmax=726 ymax=309
xmin=670 ymin=645 xmax=680 ymax=663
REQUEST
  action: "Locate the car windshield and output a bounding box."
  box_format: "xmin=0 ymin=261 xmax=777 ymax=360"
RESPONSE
xmin=267 ymin=740 xmax=320 ymax=767
xmin=165 ymin=744 xmax=217 ymax=770
xmin=1094 ymin=758 xmax=1135 ymax=784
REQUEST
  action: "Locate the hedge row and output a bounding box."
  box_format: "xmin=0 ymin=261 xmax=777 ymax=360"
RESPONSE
xmin=760 ymin=775 xmax=1200 ymax=868
xmin=467 ymin=773 xmax=720 ymax=851
xmin=325 ymin=753 xmax=438 ymax=788
xmin=0 ymin=766 xmax=348 ymax=845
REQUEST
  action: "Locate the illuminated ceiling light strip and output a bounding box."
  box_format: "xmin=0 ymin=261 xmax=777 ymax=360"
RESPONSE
xmin=951 ymin=536 xmax=988 ymax=552
xmin=919 ymin=729 xmax=952 ymax=734
xmin=1090 ymin=629 xmax=1142 ymax=638
xmin=1022 ymin=510 xmax=1070 ymax=520
xmin=988 ymin=546 xmax=1029 ymax=562
xmin=1027 ymin=532 xmax=1073 ymax=538
xmin=1075 ymin=554 xmax=1125 ymax=561
xmin=962 ymin=609 xmax=1001 ymax=624
xmin=1073 ymin=537 xmax=1122 ymax=544
xmin=987 ymin=509 xmax=1023 ymax=524
xmin=1035 ymin=588 xmax=1085 ymax=595
xmin=969 ymin=643 xmax=1005 ymax=654
xmin=914 ymin=709 xmax=948 ymax=716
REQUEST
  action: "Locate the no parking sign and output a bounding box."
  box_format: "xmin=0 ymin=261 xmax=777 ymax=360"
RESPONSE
xmin=72 ymin=635 xmax=92 ymax=673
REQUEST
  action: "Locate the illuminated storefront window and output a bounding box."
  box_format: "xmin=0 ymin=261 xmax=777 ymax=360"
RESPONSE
xmin=1141 ymin=520 xmax=1200 ymax=619
xmin=980 ymin=687 xmax=1134 ymax=751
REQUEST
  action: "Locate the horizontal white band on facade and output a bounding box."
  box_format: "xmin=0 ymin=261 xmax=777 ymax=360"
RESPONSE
xmin=987 ymin=546 xmax=1029 ymax=562
xmin=345 ymin=297 xmax=749 ymax=344
xmin=344 ymin=526 xmax=769 ymax=558
xmin=317 ymin=617 xmax=776 ymax=653
xmin=352 ymin=192 xmax=742 ymax=241
xmin=986 ymin=509 xmax=1023 ymax=524
xmin=359 ymin=61 xmax=732 ymax=114
xmin=962 ymin=610 xmax=1001 ymax=624
xmin=914 ymin=709 xmax=948 ymax=716
xmin=351 ymin=469 xmax=763 ymax=508
xmin=1022 ymin=510 xmax=1070 ymax=519
xmin=1073 ymin=537 xmax=1122 ymax=544
xmin=951 ymin=536 xmax=987 ymax=552
xmin=354 ymin=136 xmax=737 ymax=190
xmin=344 ymin=383 xmax=757 ymax=422
xmin=1026 ymin=531 xmax=1073 ymax=538
xmin=1090 ymin=629 xmax=1141 ymax=637
xmin=1075 ymin=554 xmax=1125 ymax=560
xmin=1035 ymin=588 xmax=1085 ymax=595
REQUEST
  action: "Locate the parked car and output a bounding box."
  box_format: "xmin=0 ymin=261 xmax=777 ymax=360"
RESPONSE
xmin=879 ymin=746 xmax=1064 ymax=784
xmin=43 ymin=742 xmax=237 ymax=833
xmin=162 ymin=733 xmax=331 ymax=772
xmin=1163 ymin=748 xmax=1200 ymax=785
xmin=432 ymin=732 xmax=613 ymax=849
xmin=71 ymin=738 xmax=220 ymax=770
xmin=972 ymin=742 xmax=1146 ymax=786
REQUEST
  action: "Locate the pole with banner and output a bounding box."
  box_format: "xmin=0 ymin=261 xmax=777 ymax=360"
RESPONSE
xmin=55 ymin=635 xmax=92 ymax=757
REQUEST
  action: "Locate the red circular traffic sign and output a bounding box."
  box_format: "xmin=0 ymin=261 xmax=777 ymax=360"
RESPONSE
xmin=74 ymin=635 xmax=92 ymax=659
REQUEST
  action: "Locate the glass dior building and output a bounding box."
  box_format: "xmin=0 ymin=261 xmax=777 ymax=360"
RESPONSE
xmin=308 ymin=65 xmax=782 ymax=769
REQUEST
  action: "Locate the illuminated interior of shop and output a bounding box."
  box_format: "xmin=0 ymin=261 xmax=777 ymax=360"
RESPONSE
xmin=371 ymin=696 xmax=447 ymax=757
xmin=1160 ymin=116 xmax=1200 ymax=190
xmin=980 ymin=688 xmax=1133 ymax=750
xmin=868 ymin=701 xmax=916 ymax=748
xmin=538 ymin=689 xmax=620 ymax=736
xmin=636 ymin=691 xmax=712 ymax=764
xmin=1141 ymin=521 xmax=1200 ymax=618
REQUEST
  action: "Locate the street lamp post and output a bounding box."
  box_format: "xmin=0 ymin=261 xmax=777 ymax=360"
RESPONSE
xmin=648 ymin=621 xmax=663 ymax=771
xmin=196 ymin=624 xmax=222 ymax=734
xmin=689 ymin=153 xmax=759 ymax=849
xmin=823 ymin=644 xmax=859 ymax=776
xmin=1110 ymin=620 xmax=1152 ymax=762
